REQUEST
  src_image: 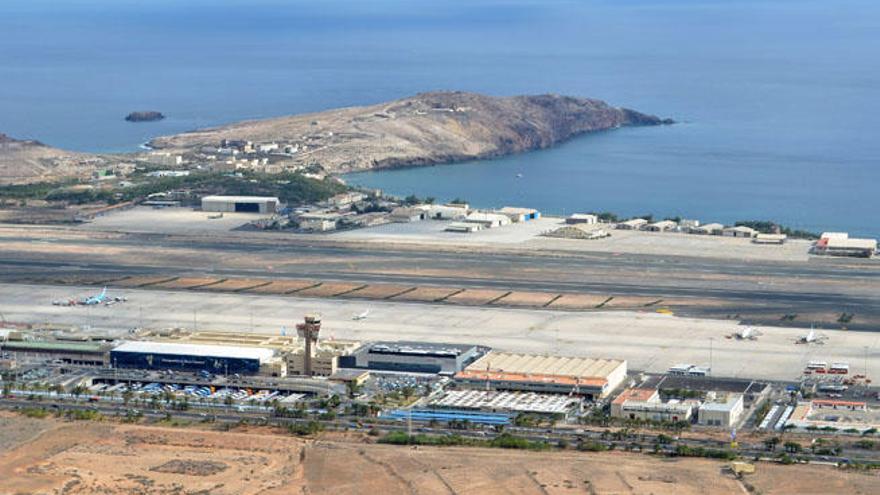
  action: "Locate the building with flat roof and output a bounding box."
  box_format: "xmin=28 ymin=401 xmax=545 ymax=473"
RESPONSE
xmin=610 ymin=387 xmax=696 ymax=422
xmin=201 ymin=195 xmax=279 ymax=214
xmin=698 ymin=393 xmax=744 ymax=427
xmin=326 ymin=191 xmax=366 ymax=208
xmin=723 ymin=226 xmax=757 ymax=238
xmin=427 ymin=204 xmax=469 ymax=220
xmin=679 ymin=219 xmax=700 ymax=230
xmin=645 ymin=220 xmax=677 ymax=232
xmin=814 ymin=234 xmax=876 ymax=258
xmin=343 ymin=341 xmax=486 ymax=374
xmin=286 ymin=339 xmax=361 ymax=377
xmin=432 ymin=390 xmax=581 ymax=416
xmin=566 ymin=213 xmax=598 ymax=225
xmin=110 ymin=341 xmax=276 ymax=375
xmin=691 ymin=222 xmax=724 ymax=235
xmin=785 ymin=400 xmax=880 ymax=433
xmin=464 ymin=212 xmax=512 ymax=228
xmin=297 ymin=212 xmax=340 ymax=232
xmin=389 ymin=207 xmax=427 ymax=223
xmin=498 ymin=207 xmax=540 ymax=223
xmin=142 ymin=329 xmax=298 ymax=351
xmin=616 ymin=218 xmax=648 ymax=230
xmin=0 ymin=340 xmax=111 ymax=366
xmin=753 ymin=233 xmax=787 ymax=244
xmin=610 ymin=388 xmax=659 ymax=417
xmin=445 ymin=222 xmax=483 ymax=233
xmin=458 ymin=352 xmax=627 ymax=399
xmin=329 ymin=368 xmax=370 ymax=387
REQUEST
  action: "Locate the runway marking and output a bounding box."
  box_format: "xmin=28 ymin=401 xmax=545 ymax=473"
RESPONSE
xmin=596 ymin=296 xmax=614 ymax=309
xmin=542 ymin=294 xmax=563 ymax=308
xmin=434 ymin=288 xmax=465 ymax=302
xmin=333 ymin=284 xmax=369 ymax=297
xmin=384 ymin=287 xmax=418 ymax=300
xmin=486 ymin=291 xmax=513 ymax=305
xmin=284 ymin=282 xmax=322 ymax=294
xmin=233 ymin=281 xmax=272 ymax=292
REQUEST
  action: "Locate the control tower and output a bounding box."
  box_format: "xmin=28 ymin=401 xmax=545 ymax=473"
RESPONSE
xmin=296 ymin=314 xmax=322 ymax=376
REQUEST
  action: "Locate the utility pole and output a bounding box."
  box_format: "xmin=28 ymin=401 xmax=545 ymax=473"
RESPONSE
xmin=709 ymin=337 xmax=714 ymax=376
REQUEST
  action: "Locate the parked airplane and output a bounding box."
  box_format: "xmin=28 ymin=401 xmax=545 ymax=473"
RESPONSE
xmin=797 ymin=327 xmax=828 ymax=345
xmin=352 ymin=309 xmax=371 ymax=321
xmin=83 ymin=287 xmax=109 ymax=305
xmin=730 ymin=326 xmax=762 ymax=340
xmin=52 ymin=287 xmax=126 ymax=307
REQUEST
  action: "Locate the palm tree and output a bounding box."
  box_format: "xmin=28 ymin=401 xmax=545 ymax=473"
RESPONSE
xmin=71 ymin=384 xmax=87 ymax=400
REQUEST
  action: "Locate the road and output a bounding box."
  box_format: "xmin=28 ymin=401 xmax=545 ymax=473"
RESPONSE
xmin=2 ymin=396 xmax=875 ymax=466
xmin=1 ymin=228 xmax=879 ymax=329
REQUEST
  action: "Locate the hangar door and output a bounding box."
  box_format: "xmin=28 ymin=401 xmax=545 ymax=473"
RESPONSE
xmin=235 ymin=202 xmax=260 ymax=213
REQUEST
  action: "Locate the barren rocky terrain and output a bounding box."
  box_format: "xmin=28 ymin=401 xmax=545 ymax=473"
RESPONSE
xmin=0 ymin=134 xmax=104 ymax=185
xmin=0 ymin=92 xmax=667 ymax=185
xmin=0 ymin=413 xmax=875 ymax=495
xmin=149 ymin=91 xmax=670 ymax=174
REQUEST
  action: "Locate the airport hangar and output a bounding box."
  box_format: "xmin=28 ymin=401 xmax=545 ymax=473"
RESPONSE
xmin=110 ymin=341 xmax=276 ymax=375
xmin=200 ymin=195 xmax=280 ymax=214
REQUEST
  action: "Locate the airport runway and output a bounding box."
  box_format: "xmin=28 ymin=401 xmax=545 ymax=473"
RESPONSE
xmin=2 ymin=283 xmax=879 ymax=382
xmin=0 ymin=229 xmax=879 ymax=329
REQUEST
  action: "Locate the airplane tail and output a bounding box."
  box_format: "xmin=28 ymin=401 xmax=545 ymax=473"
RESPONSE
xmin=100 ymin=287 xmax=107 ymax=298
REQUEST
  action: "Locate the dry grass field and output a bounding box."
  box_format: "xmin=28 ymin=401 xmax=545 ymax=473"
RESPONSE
xmin=0 ymin=413 xmax=876 ymax=495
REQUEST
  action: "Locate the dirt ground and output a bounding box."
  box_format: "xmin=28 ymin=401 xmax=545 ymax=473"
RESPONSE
xmin=0 ymin=414 xmax=876 ymax=495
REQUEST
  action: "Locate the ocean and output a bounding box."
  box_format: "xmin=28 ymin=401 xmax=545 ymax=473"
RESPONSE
xmin=1 ymin=0 xmax=878 ymax=236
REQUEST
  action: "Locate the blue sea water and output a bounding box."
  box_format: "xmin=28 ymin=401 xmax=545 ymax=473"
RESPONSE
xmin=1 ymin=0 xmax=878 ymax=236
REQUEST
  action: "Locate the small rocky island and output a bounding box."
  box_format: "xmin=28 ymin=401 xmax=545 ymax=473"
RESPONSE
xmin=125 ymin=111 xmax=165 ymax=122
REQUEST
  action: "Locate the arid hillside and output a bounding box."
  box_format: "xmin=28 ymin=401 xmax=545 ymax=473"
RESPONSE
xmin=0 ymin=133 xmax=104 ymax=185
xmin=150 ymin=91 xmax=671 ymax=174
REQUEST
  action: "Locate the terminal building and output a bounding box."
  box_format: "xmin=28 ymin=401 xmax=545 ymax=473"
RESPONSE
xmin=342 ymin=341 xmax=487 ymax=374
xmin=201 ymin=195 xmax=280 ymax=214
xmin=455 ymin=352 xmax=627 ymax=400
xmin=286 ymin=339 xmax=361 ymax=377
xmin=110 ymin=341 xmax=278 ymax=375
xmin=0 ymin=340 xmax=111 ymax=366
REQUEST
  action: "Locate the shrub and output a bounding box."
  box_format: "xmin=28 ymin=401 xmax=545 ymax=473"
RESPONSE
xmin=289 ymin=421 xmax=323 ymax=436
xmin=577 ymin=440 xmax=609 ymax=452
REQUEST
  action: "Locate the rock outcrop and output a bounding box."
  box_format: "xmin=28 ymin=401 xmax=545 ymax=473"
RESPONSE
xmin=125 ymin=111 xmax=165 ymax=122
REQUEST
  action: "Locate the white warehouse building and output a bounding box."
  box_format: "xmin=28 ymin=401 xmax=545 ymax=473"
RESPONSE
xmin=464 ymin=212 xmax=512 ymax=228
xmin=698 ymin=393 xmax=745 ymax=427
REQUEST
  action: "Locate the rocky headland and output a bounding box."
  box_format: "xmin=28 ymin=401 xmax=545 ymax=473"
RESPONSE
xmin=149 ymin=91 xmax=672 ymax=174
